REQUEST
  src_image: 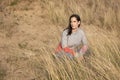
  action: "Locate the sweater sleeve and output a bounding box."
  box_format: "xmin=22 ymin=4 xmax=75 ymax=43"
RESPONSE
xmin=81 ymin=30 xmax=87 ymax=45
xmin=61 ymin=30 xmax=76 ymax=56
xmin=61 ymin=30 xmax=68 ymax=48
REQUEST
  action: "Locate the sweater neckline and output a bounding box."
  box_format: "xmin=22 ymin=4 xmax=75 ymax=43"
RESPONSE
xmin=72 ymin=28 xmax=79 ymax=34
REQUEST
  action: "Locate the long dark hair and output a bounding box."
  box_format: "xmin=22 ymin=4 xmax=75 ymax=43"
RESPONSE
xmin=64 ymin=14 xmax=81 ymax=36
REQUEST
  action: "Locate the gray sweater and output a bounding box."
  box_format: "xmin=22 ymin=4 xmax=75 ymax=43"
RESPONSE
xmin=61 ymin=28 xmax=87 ymax=50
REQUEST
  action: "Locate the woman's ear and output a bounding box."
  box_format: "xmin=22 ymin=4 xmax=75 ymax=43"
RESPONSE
xmin=78 ymin=21 xmax=81 ymax=24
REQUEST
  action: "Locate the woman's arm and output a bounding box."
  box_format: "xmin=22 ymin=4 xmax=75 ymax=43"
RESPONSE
xmin=79 ymin=45 xmax=88 ymax=54
xmin=61 ymin=30 xmax=68 ymax=48
xmin=80 ymin=30 xmax=88 ymax=54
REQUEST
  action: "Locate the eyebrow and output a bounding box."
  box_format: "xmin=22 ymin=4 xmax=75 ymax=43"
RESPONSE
xmin=71 ymin=20 xmax=76 ymax=22
xmin=71 ymin=20 xmax=77 ymax=22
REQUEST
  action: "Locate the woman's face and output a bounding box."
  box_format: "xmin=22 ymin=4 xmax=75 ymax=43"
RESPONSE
xmin=70 ymin=17 xmax=80 ymax=29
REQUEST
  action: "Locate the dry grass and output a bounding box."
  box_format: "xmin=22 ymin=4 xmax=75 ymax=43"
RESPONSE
xmin=0 ymin=0 xmax=120 ymax=80
xmin=40 ymin=0 xmax=120 ymax=29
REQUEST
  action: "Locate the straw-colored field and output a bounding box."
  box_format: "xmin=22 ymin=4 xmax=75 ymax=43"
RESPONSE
xmin=0 ymin=0 xmax=120 ymax=80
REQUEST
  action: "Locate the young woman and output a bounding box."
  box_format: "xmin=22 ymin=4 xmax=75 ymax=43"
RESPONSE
xmin=55 ymin=14 xmax=88 ymax=59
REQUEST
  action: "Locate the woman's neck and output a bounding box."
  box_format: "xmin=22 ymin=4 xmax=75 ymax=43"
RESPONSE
xmin=72 ymin=28 xmax=78 ymax=32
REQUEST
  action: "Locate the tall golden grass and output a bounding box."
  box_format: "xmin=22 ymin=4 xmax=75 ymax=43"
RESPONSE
xmin=0 ymin=0 xmax=120 ymax=80
xmin=40 ymin=0 xmax=120 ymax=29
xmin=34 ymin=0 xmax=120 ymax=80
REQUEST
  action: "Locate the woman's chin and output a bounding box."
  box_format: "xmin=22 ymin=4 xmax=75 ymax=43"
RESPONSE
xmin=72 ymin=27 xmax=77 ymax=30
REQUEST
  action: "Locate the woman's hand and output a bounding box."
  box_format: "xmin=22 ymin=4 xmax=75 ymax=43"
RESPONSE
xmin=75 ymin=52 xmax=84 ymax=60
xmin=80 ymin=45 xmax=88 ymax=54
xmin=74 ymin=52 xmax=79 ymax=57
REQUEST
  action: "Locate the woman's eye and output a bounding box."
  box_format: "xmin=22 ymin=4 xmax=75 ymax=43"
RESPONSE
xmin=73 ymin=21 xmax=76 ymax=22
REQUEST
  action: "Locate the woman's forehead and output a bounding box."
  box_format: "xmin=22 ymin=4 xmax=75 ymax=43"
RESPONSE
xmin=71 ymin=17 xmax=77 ymax=21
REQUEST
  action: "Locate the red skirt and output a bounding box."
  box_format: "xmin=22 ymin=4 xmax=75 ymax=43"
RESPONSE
xmin=55 ymin=42 xmax=75 ymax=56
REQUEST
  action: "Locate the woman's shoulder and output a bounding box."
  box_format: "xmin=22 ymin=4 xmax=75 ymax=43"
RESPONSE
xmin=78 ymin=28 xmax=84 ymax=32
xmin=78 ymin=28 xmax=85 ymax=35
xmin=62 ymin=28 xmax=68 ymax=34
xmin=63 ymin=28 xmax=68 ymax=32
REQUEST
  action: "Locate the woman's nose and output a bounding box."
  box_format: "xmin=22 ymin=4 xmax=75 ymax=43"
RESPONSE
xmin=71 ymin=22 xmax=74 ymax=25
